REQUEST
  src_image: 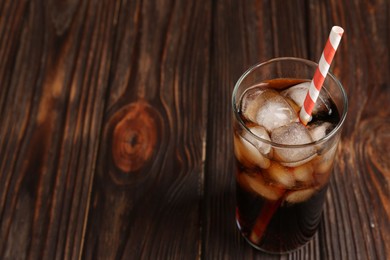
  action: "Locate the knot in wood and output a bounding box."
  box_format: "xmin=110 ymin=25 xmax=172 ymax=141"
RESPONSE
xmin=112 ymin=101 xmax=157 ymax=173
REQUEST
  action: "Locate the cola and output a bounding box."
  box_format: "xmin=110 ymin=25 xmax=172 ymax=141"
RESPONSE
xmin=234 ymin=78 xmax=341 ymax=253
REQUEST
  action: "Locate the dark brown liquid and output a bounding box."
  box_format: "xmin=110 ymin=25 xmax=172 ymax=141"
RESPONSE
xmin=235 ymin=79 xmax=340 ymax=253
xmin=236 ymin=175 xmax=328 ymax=252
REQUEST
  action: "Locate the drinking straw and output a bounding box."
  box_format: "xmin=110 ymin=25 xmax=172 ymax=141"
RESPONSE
xmin=249 ymin=198 xmax=283 ymax=244
xmin=299 ymin=26 xmax=344 ymax=125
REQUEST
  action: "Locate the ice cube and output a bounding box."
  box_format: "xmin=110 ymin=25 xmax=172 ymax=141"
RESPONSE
xmin=280 ymin=153 xmax=316 ymax=167
xmin=271 ymin=123 xmax=316 ymax=165
xmin=266 ymin=162 xmax=295 ymax=188
xmin=285 ymin=188 xmax=316 ymax=204
xmin=292 ymin=162 xmax=314 ymax=185
xmin=255 ymin=90 xmax=298 ymax=131
xmin=314 ymin=142 xmax=338 ymax=174
xmin=234 ymin=134 xmax=271 ymax=169
xmin=308 ymin=121 xmax=334 ymax=142
xmin=281 ymin=82 xmax=309 ymax=107
xmin=285 ymin=97 xmax=300 ymax=113
xmin=311 ymin=143 xmax=338 ymax=187
xmin=281 ymin=82 xmax=331 ymax=115
xmin=248 ymin=125 xmax=272 ymax=155
xmin=237 ymin=172 xmax=284 ymax=201
xmin=313 ymin=168 xmax=331 ymax=188
xmin=240 ymin=84 xmax=267 ymax=122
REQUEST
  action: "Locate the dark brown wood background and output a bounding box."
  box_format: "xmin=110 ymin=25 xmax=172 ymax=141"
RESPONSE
xmin=0 ymin=0 xmax=389 ymax=259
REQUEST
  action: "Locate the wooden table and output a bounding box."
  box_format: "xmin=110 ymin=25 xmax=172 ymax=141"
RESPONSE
xmin=1 ymin=0 xmax=389 ymax=259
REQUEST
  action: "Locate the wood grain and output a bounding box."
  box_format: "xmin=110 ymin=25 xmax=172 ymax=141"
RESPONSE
xmin=0 ymin=0 xmax=389 ymax=259
xmin=308 ymin=1 xmax=390 ymax=260
xmin=0 ymin=0 xmax=113 ymax=259
xmin=82 ymin=0 xmax=211 ymax=259
xmin=203 ymin=1 xmax=317 ymax=259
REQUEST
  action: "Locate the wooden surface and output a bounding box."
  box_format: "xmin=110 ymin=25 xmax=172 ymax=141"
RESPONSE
xmin=0 ymin=0 xmax=389 ymax=259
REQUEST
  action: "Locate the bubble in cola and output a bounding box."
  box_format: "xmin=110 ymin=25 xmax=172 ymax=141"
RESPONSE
xmin=235 ymin=79 xmax=340 ymax=253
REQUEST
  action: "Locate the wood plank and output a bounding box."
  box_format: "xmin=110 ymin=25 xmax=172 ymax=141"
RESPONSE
xmin=308 ymin=1 xmax=390 ymax=260
xmin=81 ymin=0 xmax=211 ymax=259
xmin=0 ymin=0 xmax=388 ymax=259
xmin=0 ymin=0 xmax=115 ymax=258
xmin=203 ymin=0 xmax=316 ymax=259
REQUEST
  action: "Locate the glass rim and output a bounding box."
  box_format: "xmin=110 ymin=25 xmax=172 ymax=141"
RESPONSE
xmin=232 ymin=57 xmax=348 ymax=149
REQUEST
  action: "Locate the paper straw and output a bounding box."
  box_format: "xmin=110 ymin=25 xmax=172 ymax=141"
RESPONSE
xmin=299 ymin=26 xmax=344 ymax=125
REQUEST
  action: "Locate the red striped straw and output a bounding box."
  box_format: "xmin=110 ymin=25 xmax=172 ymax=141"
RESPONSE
xmin=299 ymin=26 xmax=344 ymax=125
